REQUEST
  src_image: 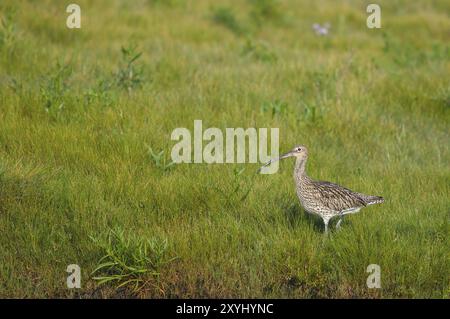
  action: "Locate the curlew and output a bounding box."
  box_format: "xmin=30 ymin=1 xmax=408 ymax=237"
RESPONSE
xmin=259 ymin=145 xmax=384 ymax=233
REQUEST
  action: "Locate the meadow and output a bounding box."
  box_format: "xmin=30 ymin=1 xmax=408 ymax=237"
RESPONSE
xmin=0 ymin=0 xmax=449 ymax=298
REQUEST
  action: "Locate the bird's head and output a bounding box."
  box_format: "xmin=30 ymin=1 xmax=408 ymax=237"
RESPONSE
xmin=258 ymin=145 xmax=308 ymax=172
xmin=284 ymin=145 xmax=308 ymax=160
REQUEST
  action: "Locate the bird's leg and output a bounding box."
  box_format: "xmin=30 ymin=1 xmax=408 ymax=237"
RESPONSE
xmin=335 ymin=210 xmax=346 ymax=230
xmin=336 ymin=216 xmax=345 ymax=229
xmin=323 ymin=219 xmax=329 ymax=234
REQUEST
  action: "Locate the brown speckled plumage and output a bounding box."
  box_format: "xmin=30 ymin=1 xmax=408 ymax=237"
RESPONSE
xmin=261 ymin=145 xmax=384 ymax=232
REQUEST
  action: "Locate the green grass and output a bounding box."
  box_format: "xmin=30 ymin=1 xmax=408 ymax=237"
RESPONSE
xmin=90 ymin=227 xmax=175 ymax=294
xmin=0 ymin=0 xmax=449 ymax=298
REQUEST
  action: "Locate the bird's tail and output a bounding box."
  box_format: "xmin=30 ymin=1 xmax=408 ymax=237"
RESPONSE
xmin=365 ymin=195 xmax=384 ymax=205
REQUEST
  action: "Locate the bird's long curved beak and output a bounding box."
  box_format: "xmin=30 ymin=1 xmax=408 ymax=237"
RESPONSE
xmin=257 ymin=151 xmax=293 ymax=173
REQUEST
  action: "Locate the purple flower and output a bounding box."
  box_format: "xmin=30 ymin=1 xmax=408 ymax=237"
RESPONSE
xmin=312 ymin=23 xmax=330 ymax=36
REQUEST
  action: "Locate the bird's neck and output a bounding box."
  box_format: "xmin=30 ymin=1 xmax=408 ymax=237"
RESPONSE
xmin=294 ymin=157 xmax=308 ymax=180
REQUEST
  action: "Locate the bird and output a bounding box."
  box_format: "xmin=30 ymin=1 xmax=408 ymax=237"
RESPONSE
xmin=259 ymin=145 xmax=384 ymax=233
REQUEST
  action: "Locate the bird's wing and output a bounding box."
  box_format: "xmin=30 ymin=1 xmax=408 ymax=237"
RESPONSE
xmin=312 ymin=180 xmax=367 ymax=212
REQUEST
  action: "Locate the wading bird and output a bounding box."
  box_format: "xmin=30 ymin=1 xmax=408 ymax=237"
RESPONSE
xmin=259 ymin=145 xmax=384 ymax=233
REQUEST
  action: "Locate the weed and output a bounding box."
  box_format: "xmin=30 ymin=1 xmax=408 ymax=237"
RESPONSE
xmin=212 ymin=7 xmax=245 ymax=36
xmin=39 ymin=62 xmax=73 ymax=113
xmin=7 ymin=76 xmax=22 ymax=94
xmin=299 ymin=101 xmax=323 ymax=123
xmin=147 ymin=146 xmax=176 ymax=172
xmin=91 ymin=228 xmax=175 ymax=293
xmin=115 ymin=45 xmax=144 ymax=93
xmin=215 ymin=167 xmax=255 ymax=208
xmin=241 ymin=38 xmax=277 ymax=63
xmin=83 ymin=78 xmax=115 ymax=107
xmin=249 ymin=0 xmax=283 ymax=26
xmin=260 ymin=99 xmax=288 ymax=117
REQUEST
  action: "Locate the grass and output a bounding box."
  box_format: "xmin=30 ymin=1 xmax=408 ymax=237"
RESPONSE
xmin=0 ymin=0 xmax=449 ymax=298
xmin=91 ymin=227 xmax=174 ymax=294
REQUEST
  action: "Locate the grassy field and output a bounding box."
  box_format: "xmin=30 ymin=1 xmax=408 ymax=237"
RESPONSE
xmin=0 ymin=0 xmax=449 ymax=298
